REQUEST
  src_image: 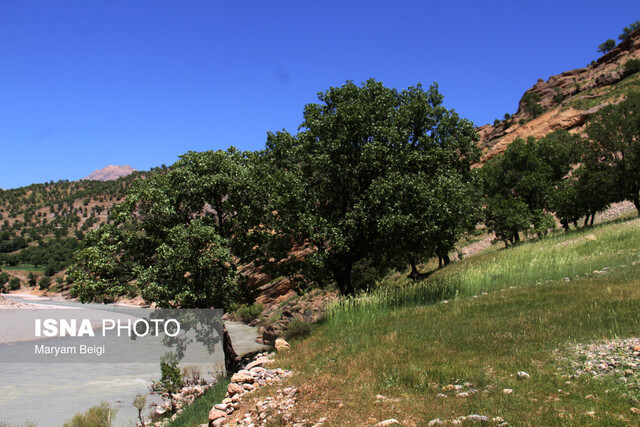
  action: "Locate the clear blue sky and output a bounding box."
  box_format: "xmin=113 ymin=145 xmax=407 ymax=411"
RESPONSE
xmin=1 ymin=1 xmax=637 ymax=189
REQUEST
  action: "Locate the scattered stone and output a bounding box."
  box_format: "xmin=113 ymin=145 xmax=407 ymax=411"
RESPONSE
xmin=466 ymin=414 xmax=489 ymax=423
xmin=375 ymin=420 xmax=400 ymax=426
xmin=427 ymin=419 xmax=444 ymax=426
xmin=585 ymin=394 xmax=594 ymax=399
xmin=456 ymin=392 xmax=470 ymax=398
xmin=631 ymin=407 xmax=640 ymax=414
xmin=503 ymin=388 xmax=513 ymax=395
xmin=435 ymin=393 xmax=448 ymax=398
xmin=517 ymin=371 xmax=530 ymax=380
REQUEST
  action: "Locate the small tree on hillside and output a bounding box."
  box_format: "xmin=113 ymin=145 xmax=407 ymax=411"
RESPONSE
xmin=597 ymin=39 xmax=616 ymax=54
xmin=619 ymin=21 xmax=640 ymax=40
xmin=151 ymin=353 xmax=183 ymax=414
xmin=521 ymin=92 xmax=543 ymax=118
xmin=584 ymin=91 xmax=640 ymax=215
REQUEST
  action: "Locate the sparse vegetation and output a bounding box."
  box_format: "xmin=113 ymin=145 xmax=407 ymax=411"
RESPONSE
xmin=232 ymin=303 xmax=265 ymax=323
xmin=619 ymin=20 xmax=640 ymax=41
xmin=62 ymin=401 xmax=117 ymax=427
xmin=624 ymin=58 xmax=640 ymax=75
xmin=521 ymin=91 xmax=543 ymax=117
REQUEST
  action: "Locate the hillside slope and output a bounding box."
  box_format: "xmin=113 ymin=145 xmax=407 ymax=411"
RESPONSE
xmin=477 ymin=28 xmax=640 ymax=162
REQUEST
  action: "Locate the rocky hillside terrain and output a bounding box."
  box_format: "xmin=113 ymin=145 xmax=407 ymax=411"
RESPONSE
xmin=82 ymin=164 xmax=136 ymax=181
xmin=477 ymin=28 xmax=640 ymax=162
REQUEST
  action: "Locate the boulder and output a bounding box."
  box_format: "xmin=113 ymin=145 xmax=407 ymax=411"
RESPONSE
xmin=227 ymin=383 xmax=245 ymax=396
xmin=231 ymin=372 xmax=255 ymax=384
xmin=275 ymin=338 xmax=291 ymax=352
xmin=208 ymin=408 xmax=227 ymax=421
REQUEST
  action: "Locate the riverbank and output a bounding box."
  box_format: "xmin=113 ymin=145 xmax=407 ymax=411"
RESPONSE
xmin=0 ymin=294 xmax=267 ymax=426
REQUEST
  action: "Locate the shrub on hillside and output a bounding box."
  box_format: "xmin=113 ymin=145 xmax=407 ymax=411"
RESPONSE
xmin=8 ymin=277 xmax=21 ymax=291
xmin=0 ymin=271 xmax=9 ymax=287
xmin=284 ymin=318 xmax=314 ymax=341
xmin=38 ymin=276 xmax=51 ymax=290
xmin=232 ymin=303 xmax=264 ymax=323
xmin=624 ymin=59 xmax=640 ymax=75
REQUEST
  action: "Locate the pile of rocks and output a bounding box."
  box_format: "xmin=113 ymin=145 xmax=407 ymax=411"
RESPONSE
xmin=206 ymin=352 xmax=294 ymax=427
xmin=558 ymin=337 xmax=640 ymax=389
xmin=428 ymin=415 xmax=508 ymax=426
xmin=152 ymin=381 xmax=215 ymax=425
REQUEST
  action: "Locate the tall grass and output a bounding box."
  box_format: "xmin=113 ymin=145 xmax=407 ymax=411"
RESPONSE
xmin=167 ymin=377 xmax=230 ymax=427
xmin=327 ymin=218 xmax=640 ymax=324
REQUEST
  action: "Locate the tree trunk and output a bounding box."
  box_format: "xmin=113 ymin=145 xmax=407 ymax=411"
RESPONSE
xmin=634 ymin=195 xmax=640 ymax=217
xmin=572 ymin=219 xmax=579 ymax=229
xmin=438 ymin=252 xmax=450 ymax=267
xmin=561 ymin=219 xmax=569 ymax=231
xmin=589 ymin=212 xmax=595 ymax=226
xmin=334 ymin=264 xmax=354 ymax=295
xmin=223 ymin=325 xmax=241 ymax=375
xmin=407 ymin=257 xmax=420 ymax=280
xmin=583 ymin=215 xmax=589 ymax=227
xmin=513 ymin=232 xmax=520 ymax=243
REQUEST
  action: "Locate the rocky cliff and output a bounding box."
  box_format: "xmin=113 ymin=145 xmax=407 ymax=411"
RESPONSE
xmin=477 ymin=29 xmax=640 ymax=163
xmin=82 ymin=165 xmax=136 ymax=181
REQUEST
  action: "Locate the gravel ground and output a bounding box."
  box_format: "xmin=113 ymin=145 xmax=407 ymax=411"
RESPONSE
xmin=557 ymin=338 xmax=640 ymax=395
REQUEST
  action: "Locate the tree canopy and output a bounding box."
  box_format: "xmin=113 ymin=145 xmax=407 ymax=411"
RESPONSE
xmin=597 ymin=39 xmax=616 ymax=54
xmin=619 ymin=21 xmax=640 ymax=41
xmin=69 ymin=148 xmax=265 ymax=308
xmin=264 ymin=79 xmax=480 ymax=294
xmin=584 ymin=91 xmax=640 ymax=215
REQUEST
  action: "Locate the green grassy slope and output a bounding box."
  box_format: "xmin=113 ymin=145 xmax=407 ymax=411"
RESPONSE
xmin=275 ymin=218 xmax=640 ymax=425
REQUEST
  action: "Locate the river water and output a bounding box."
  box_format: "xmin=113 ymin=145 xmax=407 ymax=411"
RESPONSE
xmin=0 ymin=295 xmax=266 ymax=426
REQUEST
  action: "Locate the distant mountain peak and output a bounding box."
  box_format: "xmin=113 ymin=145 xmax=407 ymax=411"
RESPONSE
xmin=82 ymin=165 xmax=136 ymax=181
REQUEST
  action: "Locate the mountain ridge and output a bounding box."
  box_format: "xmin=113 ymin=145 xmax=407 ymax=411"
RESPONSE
xmin=476 ymin=28 xmax=640 ymax=163
xmin=82 ymin=165 xmax=135 ymax=181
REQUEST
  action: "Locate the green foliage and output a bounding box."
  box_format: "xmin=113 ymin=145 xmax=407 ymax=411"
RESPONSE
xmin=69 ymin=149 xmax=266 ymax=309
xmin=482 ymin=131 xmax=580 ymax=244
xmin=232 ymin=303 xmax=264 ymax=323
xmin=7 ymin=277 xmax=21 ymax=290
xmin=27 ymin=272 xmax=37 ymax=287
xmin=152 ymin=353 xmax=184 ymax=414
xmin=284 ymin=318 xmax=314 ymax=341
xmin=624 ymin=58 xmax=640 ymax=75
xmin=265 ymin=79 xmax=480 ymax=294
xmin=167 ymin=377 xmax=230 ymax=427
xmin=38 ymin=275 xmax=51 ymax=290
xmin=62 ymin=401 xmax=117 ymax=427
xmin=0 ymin=271 xmax=9 ymax=286
xmin=619 ymin=20 xmax=640 ymax=40
xmin=597 ymin=38 xmax=616 ymax=54
xmin=521 ymin=91 xmax=543 ymax=117
xmin=553 ymin=93 xmax=563 ymax=104
xmin=585 ymin=91 xmax=640 ymax=215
